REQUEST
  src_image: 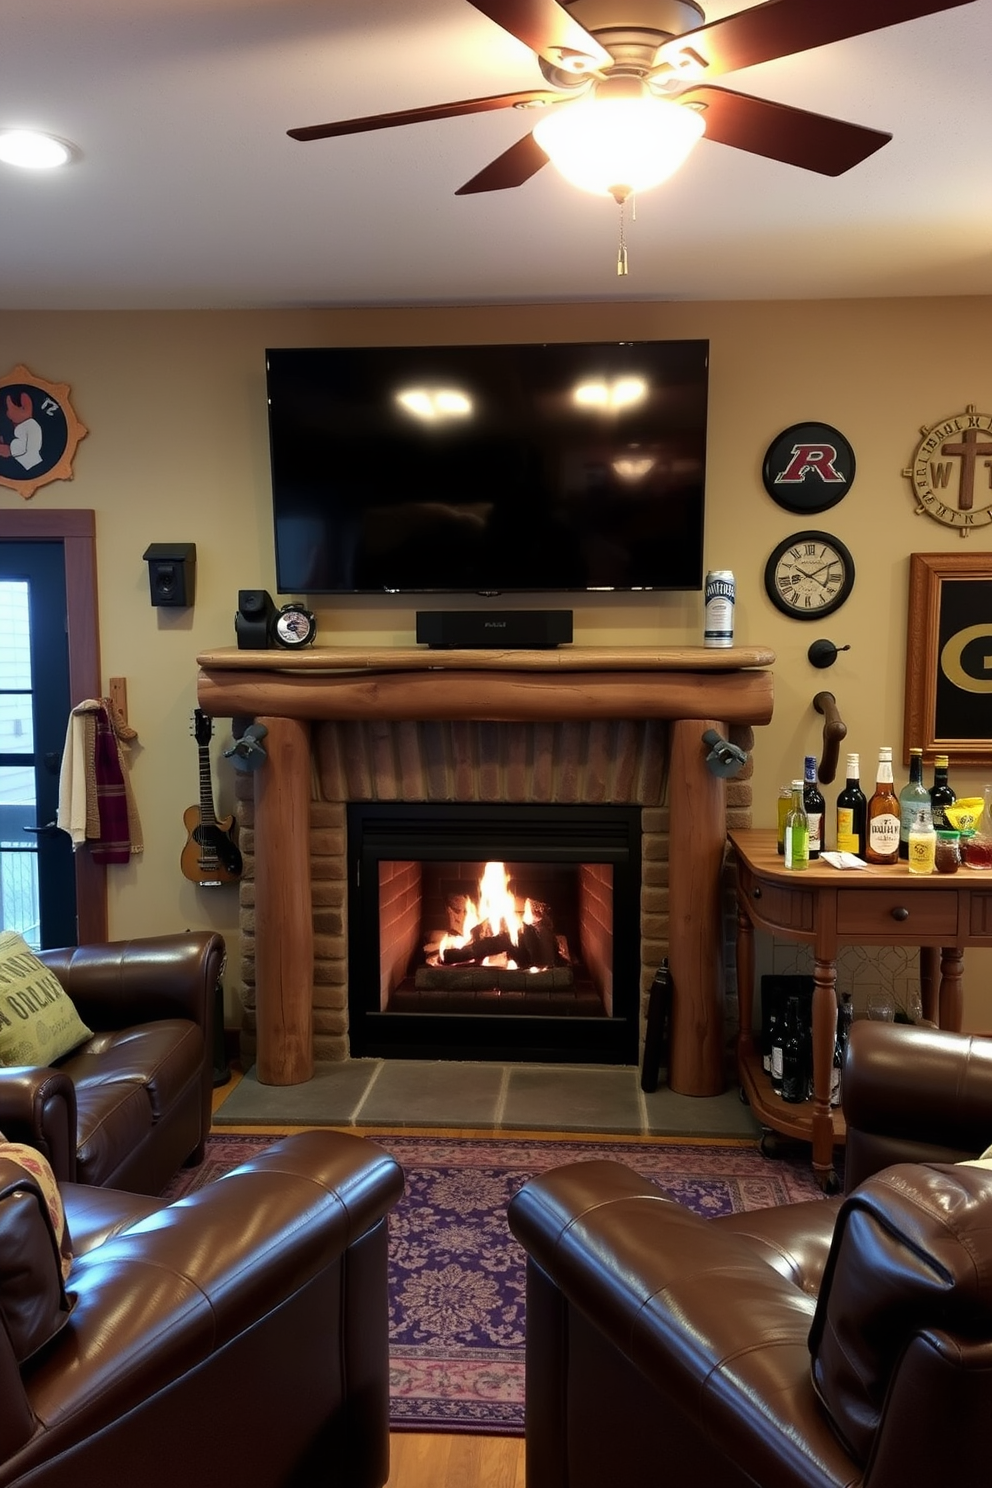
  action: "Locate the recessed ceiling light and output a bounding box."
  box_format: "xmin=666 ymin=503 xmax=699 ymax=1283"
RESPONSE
xmin=0 ymin=130 xmax=74 ymax=169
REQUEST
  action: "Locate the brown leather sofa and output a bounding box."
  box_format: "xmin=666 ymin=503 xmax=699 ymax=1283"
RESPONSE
xmin=1 ymin=1128 xmax=404 ymax=1488
xmin=508 ymin=1021 xmax=992 ymax=1488
xmin=0 ymin=933 xmax=225 ymax=1193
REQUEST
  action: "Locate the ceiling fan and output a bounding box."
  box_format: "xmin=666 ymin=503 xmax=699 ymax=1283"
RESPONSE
xmin=288 ymin=0 xmax=975 ymax=201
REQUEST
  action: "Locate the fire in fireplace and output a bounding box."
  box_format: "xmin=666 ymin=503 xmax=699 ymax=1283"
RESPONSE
xmin=347 ymin=803 xmax=641 ymax=1063
xmin=430 ymin=860 xmax=571 ymax=975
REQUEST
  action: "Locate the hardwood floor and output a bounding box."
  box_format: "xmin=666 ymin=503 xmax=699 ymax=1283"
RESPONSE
xmin=385 ymin=1432 xmax=525 ymax=1488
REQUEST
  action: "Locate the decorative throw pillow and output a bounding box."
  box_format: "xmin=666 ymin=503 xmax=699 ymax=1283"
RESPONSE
xmin=955 ymin=1137 xmax=992 ymax=1169
xmin=0 ymin=931 xmax=92 ymax=1068
xmin=0 ymin=1151 xmax=74 ymax=1363
xmin=0 ymin=1140 xmax=72 ymax=1281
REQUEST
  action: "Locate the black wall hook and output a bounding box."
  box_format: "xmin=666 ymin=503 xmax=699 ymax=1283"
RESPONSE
xmin=807 ymin=639 xmax=851 ymax=669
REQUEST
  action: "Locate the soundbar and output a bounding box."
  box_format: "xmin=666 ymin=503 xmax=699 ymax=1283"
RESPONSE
xmin=416 ymin=610 xmax=573 ymax=650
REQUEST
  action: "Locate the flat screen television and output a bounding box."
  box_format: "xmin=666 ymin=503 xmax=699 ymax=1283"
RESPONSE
xmin=265 ymin=339 xmax=709 ymax=595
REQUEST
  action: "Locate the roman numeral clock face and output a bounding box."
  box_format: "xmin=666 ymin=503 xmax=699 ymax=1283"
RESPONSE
xmin=764 ymin=530 xmax=855 ymax=620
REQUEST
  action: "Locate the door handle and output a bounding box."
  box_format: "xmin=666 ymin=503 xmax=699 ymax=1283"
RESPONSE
xmin=23 ymin=821 xmax=60 ymax=837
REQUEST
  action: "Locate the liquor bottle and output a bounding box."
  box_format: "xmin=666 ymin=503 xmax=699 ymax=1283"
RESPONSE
xmin=781 ymin=995 xmax=806 ymax=1104
xmin=770 ymin=1006 xmax=784 ymax=1094
xmin=803 ymin=755 xmax=824 ymax=859
xmin=898 ymin=747 xmax=930 ymax=860
xmin=783 ymin=780 xmax=809 ymax=871
xmin=830 ymin=993 xmax=854 ymax=1108
xmin=762 ymin=985 xmax=781 ymax=1077
xmin=867 ymin=746 xmax=901 ymax=864
xmin=908 ymin=808 xmax=936 ymax=875
xmin=929 ymin=753 xmax=956 ymax=830
xmin=829 ymin=1020 xmax=844 ymax=1107
xmin=835 ymin=753 xmax=867 ymax=857
xmin=776 ymin=785 xmax=792 ymax=855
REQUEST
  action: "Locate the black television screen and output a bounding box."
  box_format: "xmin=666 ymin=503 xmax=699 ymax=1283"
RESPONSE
xmin=265 ymin=339 xmax=709 ymax=594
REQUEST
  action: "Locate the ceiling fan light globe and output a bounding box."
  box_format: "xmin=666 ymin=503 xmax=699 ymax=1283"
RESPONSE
xmin=532 ymin=95 xmax=704 ymax=197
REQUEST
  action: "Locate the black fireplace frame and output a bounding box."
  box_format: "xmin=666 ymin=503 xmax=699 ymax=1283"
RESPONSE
xmin=347 ymin=802 xmax=642 ymax=1063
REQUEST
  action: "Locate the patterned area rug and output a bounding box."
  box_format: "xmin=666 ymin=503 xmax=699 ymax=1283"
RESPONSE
xmin=163 ymin=1131 xmax=827 ymax=1435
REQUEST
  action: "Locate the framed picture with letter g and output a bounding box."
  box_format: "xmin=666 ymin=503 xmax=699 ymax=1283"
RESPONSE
xmin=904 ymin=552 xmax=992 ymax=765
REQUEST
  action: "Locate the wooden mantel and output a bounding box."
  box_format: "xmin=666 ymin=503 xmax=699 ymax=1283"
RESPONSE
xmin=196 ymin=646 xmax=775 ymax=1093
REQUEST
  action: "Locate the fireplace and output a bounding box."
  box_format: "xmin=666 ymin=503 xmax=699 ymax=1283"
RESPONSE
xmin=195 ymin=644 xmax=774 ymax=1093
xmin=348 ymin=802 xmax=641 ymax=1062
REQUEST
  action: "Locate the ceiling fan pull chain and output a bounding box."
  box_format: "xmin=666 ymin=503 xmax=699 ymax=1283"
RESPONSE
xmin=616 ymin=197 xmax=628 ymax=276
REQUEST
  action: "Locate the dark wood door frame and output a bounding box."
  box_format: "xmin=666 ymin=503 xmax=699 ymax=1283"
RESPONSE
xmin=0 ymin=509 xmax=107 ymax=942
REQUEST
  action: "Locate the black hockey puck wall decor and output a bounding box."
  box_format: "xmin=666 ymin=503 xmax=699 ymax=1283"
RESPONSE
xmin=762 ymin=423 xmax=855 ymax=515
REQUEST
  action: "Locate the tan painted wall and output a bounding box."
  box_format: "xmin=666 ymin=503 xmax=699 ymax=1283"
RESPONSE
xmin=2 ymin=298 xmax=990 ymax=1027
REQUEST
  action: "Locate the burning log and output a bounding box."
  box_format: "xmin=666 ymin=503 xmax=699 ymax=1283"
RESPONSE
xmin=446 ymin=893 xmax=472 ymax=936
xmin=516 ymin=920 xmax=558 ymax=968
xmin=441 ymin=931 xmax=515 ymax=965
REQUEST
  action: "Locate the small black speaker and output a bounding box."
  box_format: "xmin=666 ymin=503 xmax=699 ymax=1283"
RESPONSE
xmin=143 ymin=543 xmax=196 ymax=607
xmin=235 ymin=588 xmax=278 ymax=648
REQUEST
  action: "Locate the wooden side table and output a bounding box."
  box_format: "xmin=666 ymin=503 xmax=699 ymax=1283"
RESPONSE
xmin=729 ymin=828 xmax=992 ymax=1189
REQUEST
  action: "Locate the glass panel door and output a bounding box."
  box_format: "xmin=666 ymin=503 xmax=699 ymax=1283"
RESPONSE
xmin=0 ymin=582 xmax=40 ymax=945
xmin=0 ymin=544 xmax=76 ymax=948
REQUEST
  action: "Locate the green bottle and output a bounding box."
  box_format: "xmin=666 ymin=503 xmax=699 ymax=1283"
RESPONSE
xmin=783 ymin=779 xmax=809 ymax=871
xmin=899 ymin=747 xmax=930 ymax=860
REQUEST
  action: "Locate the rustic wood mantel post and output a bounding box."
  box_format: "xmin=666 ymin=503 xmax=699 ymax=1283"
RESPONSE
xmin=253 ymin=714 xmax=314 ymax=1084
xmin=667 ymin=717 xmax=729 ymax=1095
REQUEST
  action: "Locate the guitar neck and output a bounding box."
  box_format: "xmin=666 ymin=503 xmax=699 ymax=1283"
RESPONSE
xmin=198 ymin=745 xmax=219 ymax=828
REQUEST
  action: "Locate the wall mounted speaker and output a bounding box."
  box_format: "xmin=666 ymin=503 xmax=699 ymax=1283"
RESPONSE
xmin=235 ymin=588 xmax=278 ymax=649
xmin=142 ymin=543 xmax=196 ymax=607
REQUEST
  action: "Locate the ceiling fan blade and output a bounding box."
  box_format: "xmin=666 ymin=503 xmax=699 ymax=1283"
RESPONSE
xmin=288 ymin=89 xmax=559 ymax=142
xmin=455 ymin=132 xmax=550 ymax=194
xmin=682 ymin=85 xmax=891 ymax=175
xmin=465 ymin=0 xmax=611 ymax=71
xmin=653 ymin=0 xmax=976 ymax=82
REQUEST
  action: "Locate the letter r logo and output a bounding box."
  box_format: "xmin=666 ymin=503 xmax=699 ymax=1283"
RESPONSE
xmin=774 ymin=444 xmax=845 ymax=485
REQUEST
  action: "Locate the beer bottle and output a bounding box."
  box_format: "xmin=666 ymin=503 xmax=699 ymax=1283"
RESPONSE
xmin=929 ymin=753 xmax=956 ymax=830
xmin=802 ymin=754 xmax=824 ymax=859
xmin=898 ymin=746 xmax=930 ymax=860
xmin=783 ymin=780 xmax=809 ymax=871
xmin=867 ymin=746 xmax=900 ymax=864
xmin=835 ymin=753 xmax=867 ymax=857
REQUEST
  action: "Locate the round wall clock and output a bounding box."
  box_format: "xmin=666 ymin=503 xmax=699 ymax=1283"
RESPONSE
xmin=762 ymin=422 xmax=855 ymax=515
xmin=0 ymin=365 xmax=88 ymax=500
xmin=764 ymin=530 xmax=855 ymax=620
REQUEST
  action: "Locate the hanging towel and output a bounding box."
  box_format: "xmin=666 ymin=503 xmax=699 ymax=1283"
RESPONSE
xmin=91 ymin=705 xmax=131 ymax=863
xmin=57 ymin=701 xmax=98 ymax=848
xmin=56 ymin=700 xmax=142 ymax=861
xmin=106 ymin=698 xmax=142 ymax=857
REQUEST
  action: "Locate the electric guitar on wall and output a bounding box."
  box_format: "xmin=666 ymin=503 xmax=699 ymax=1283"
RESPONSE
xmin=181 ymin=709 xmax=243 ymax=886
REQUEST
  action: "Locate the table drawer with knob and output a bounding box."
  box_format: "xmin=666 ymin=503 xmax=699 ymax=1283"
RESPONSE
xmin=836 ymin=890 xmax=959 ymax=937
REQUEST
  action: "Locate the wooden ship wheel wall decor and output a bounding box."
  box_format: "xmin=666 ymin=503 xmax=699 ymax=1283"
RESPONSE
xmin=0 ymin=365 xmax=88 ymax=501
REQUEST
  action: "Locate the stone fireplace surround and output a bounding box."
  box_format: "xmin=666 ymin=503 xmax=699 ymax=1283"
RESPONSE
xmin=196 ymin=646 xmax=774 ymax=1096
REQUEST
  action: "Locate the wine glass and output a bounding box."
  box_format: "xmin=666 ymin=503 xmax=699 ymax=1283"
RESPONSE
xmin=866 ymin=991 xmax=895 ymax=1022
xmin=905 ymin=991 xmax=924 ymax=1024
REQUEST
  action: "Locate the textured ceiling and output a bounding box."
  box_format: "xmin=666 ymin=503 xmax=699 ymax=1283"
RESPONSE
xmin=1 ymin=0 xmax=989 ymax=309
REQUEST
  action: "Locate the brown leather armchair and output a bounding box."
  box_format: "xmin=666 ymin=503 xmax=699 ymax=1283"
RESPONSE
xmin=0 ymin=933 xmax=225 ymax=1193
xmin=508 ymin=1021 xmax=992 ymax=1488
xmin=1 ymin=1129 xmax=404 ymax=1488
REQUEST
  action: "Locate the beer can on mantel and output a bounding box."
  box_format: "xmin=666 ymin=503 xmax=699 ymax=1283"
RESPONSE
xmin=704 ymin=570 xmax=735 ymax=648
